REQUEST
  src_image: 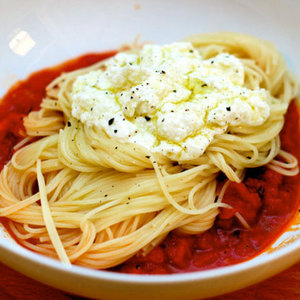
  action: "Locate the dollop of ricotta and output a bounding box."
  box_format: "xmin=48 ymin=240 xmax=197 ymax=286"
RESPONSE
xmin=71 ymin=42 xmax=270 ymax=161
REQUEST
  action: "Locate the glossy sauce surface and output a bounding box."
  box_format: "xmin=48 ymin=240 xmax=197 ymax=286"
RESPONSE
xmin=0 ymin=53 xmax=299 ymax=274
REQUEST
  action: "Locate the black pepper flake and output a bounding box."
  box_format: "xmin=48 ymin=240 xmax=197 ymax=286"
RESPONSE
xmin=146 ymin=83 xmax=149 ymax=85
xmin=233 ymin=230 xmax=240 ymax=238
xmin=211 ymin=60 xmax=214 ymax=64
xmin=161 ymin=70 xmax=166 ymax=74
xmin=185 ymin=109 xmax=189 ymax=112
xmin=162 ymin=118 xmax=165 ymax=123
xmin=128 ymin=197 xmax=131 ymax=200
xmin=247 ymin=156 xmax=251 ymax=159
xmin=227 ymin=131 xmax=231 ymax=134
xmin=145 ymin=116 xmax=151 ymax=121
xmin=114 ymin=129 xmax=118 ymax=133
xmin=104 ymin=194 xmax=108 ymax=197
xmin=171 ymin=110 xmax=174 ymax=113
xmin=121 ymin=93 xmax=123 ymax=96
xmin=115 ymin=146 xmax=118 ymax=149
xmin=173 ymin=90 xmax=177 ymax=93
xmin=153 ymin=161 xmax=157 ymax=164
xmin=135 ymin=264 xmax=140 ymax=270
xmin=125 ymin=107 xmax=128 ymax=110
xmin=67 ymin=121 xmax=71 ymax=127
xmin=226 ymin=107 xmax=231 ymax=111
xmin=145 ymin=155 xmax=150 ymax=159
xmin=90 ymin=107 xmax=93 ymax=111
xmin=201 ymin=83 xmax=207 ymax=87
xmin=108 ymin=118 xmax=114 ymax=125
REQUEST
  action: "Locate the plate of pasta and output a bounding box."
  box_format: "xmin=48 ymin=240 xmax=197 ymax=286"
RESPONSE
xmin=1 ymin=0 xmax=300 ymax=299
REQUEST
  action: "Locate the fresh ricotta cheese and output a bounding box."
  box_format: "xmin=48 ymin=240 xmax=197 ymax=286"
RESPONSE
xmin=71 ymin=42 xmax=270 ymax=161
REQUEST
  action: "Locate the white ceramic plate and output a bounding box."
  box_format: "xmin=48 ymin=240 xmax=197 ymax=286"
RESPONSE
xmin=1 ymin=1 xmax=300 ymax=299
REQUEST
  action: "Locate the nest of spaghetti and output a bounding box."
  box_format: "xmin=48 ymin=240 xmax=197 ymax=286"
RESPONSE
xmin=0 ymin=32 xmax=298 ymax=269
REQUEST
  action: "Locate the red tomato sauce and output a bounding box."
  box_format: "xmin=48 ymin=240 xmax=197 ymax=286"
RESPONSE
xmin=0 ymin=53 xmax=300 ymax=275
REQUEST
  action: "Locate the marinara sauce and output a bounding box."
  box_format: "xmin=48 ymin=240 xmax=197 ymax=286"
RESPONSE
xmin=0 ymin=53 xmax=300 ymax=275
